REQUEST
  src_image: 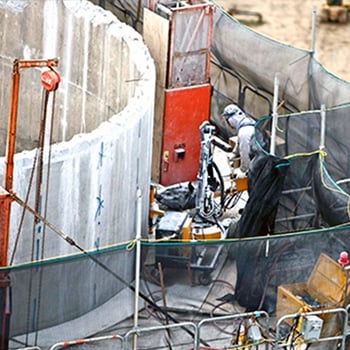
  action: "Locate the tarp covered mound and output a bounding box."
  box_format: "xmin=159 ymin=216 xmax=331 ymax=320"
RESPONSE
xmin=230 ymin=104 xmax=350 ymax=312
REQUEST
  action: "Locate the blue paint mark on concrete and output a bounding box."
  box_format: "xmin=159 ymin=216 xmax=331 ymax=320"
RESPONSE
xmin=98 ymin=142 xmax=105 ymax=168
xmin=95 ymin=184 xmax=104 ymax=221
xmin=94 ymin=237 xmax=100 ymax=249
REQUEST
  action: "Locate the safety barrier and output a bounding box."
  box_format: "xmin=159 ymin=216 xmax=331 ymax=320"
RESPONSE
xmin=197 ymin=311 xmax=271 ymax=350
xmin=48 ymin=334 xmax=124 ymax=350
xmin=275 ymin=308 xmax=348 ymax=350
xmin=44 ymin=307 xmax=349 ymax=349
xmin=124 ymin=322 xmax=197 ymax=349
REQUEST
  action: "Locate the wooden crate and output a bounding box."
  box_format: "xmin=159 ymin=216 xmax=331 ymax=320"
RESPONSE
xmin=276 ymin=253 xmax=348 ymax=321
xmin=276 ymin=282 xmax=311 ymax=321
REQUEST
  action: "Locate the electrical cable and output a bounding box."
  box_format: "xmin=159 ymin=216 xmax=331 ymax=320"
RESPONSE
xmin=257 ymin=242 xmax=293 ymax=310
xmin=223 ymin=190 xmax=244 ymax=211
xmin=140 ymin=275 xmax=241 ymax=348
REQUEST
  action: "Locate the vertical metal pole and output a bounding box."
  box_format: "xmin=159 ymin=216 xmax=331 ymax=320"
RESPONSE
xmin=3 ymin=60 xmax=20 ymax=192
xmin=0 ymin=60 xmax=21 ymax=350
xmin=266 ymin=72 xmax=280 ymax=257
xmin=133 ymin=188 xmax=142 ymax=350
xmin=308 ymin=6 xmax=317 ymax=110
xmin=270 ymin=73 xmax=280 ymax=156
xmin=320 ymin=104 xmax=326 ymax=150
xmin=310 ymin=6 xmax=317 ymax=56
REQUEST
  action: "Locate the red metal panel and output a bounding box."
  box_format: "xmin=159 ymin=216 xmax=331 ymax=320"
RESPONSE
xmin=160 ymin=83 xmax=211 ymax=186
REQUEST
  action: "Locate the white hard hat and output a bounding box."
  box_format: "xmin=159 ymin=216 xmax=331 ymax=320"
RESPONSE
xmin=223 ymin=104 xmax=247 ymax=130
xmin=223 ymin=104 xmax=244 ymax=120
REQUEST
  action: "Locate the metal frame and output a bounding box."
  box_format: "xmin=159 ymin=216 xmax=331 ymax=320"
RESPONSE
xmin=49 ymin=335 xmax=124 ymax=350
xmin=124 ymin=321 xmax=198 ymax=350
xmin=34 ymin=307 xmax=350 ymax=349
xmin=197 ymin=311 xmax=271 ymax=350
xmin=275 ymin=308 xmax=348 ymax=350
xmin=162 ymin=1 xmax=214 ymax=88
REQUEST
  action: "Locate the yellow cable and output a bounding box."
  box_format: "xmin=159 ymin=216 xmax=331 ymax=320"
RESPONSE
xmin=126 ymin=239 xmax=137 ymax=251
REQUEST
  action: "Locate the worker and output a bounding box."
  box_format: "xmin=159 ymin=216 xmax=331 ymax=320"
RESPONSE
xmin=222 ymin=103 xmax=255 ymax=177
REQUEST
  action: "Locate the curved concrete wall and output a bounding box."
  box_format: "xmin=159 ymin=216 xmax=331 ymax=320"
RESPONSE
xmin=0 ymin=0 xmax=155 ymax=339
xmin=0 ymin=0 xmax=155 ymax=264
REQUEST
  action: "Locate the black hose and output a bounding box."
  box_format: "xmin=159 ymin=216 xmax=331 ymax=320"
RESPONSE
xmin=211 ymin=138 xmax=233 ymax=153
xmin=212 ymin=160 xmax=225 ymax=208
xmin=77 ymin=246 xmax=211 ymax=346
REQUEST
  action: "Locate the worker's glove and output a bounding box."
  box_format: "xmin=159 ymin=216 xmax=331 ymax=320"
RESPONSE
xmin=233 ymin=167 xmax=247 ymax=179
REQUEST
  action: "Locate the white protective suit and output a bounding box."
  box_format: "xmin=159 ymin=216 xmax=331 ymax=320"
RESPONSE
xmin=223 ymin=104 xmax=255 ymax=175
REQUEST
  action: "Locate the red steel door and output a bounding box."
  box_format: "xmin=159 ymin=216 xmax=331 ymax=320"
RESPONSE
xmin=160 ymin=83 xmax=211 ymax=186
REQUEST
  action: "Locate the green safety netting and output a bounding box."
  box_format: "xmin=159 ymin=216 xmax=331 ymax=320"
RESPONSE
xmin=4 ymin=229 xmax=350 ymax=349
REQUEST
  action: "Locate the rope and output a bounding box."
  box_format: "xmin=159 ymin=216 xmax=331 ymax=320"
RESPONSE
xmin=25 ymin=88 xmax=51 ymax=345
xmin=35 ymin=89 xmax=57 ymax=344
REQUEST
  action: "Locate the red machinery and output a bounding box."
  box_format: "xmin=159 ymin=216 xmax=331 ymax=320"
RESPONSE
xmin=144 ymin=1 xmax=214 ymax=186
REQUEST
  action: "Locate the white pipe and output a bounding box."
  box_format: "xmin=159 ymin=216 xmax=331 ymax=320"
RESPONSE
xmin=270 ymin=72 xmax=280 ymax=156
xmin=49 ymin=334 xmax=123 ymax=350
xmin=156 ymin=3 xmax=172 ymax=16
xmin=266 ymin=73 xmax=280 ymax=257
xmin=310 ymin=6 xmax=317 ymax=55
xmin=133 ymin=188 xmax=142 ymax=350
xmin=320 ymin=104 xmax=326 ymax=150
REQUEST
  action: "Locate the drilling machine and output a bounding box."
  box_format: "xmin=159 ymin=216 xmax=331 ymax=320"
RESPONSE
xmin=148 ymin=120 xmax=249 ymax=284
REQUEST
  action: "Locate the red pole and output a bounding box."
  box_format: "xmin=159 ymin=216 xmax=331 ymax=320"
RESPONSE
xmin=0 ymin=60 xmax=20 ymax=350
xmin=3 ymin=60 xmax=20 ymax=193
xmin=0 ymin=58 xmax=59 ymax=350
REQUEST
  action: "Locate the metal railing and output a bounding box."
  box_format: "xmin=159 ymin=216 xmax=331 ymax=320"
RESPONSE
xmin=274 ymin=308 xmax=348 ymax=350
xmin=49 ymin=334 xmax=124 ymax=350
xmin=197 ymin=310 xmax=271 ymax=350
xmin=44 ymin=307 xmax=349 ymax=350
xmin=124 ymin=321 xmax=197 ymax=350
